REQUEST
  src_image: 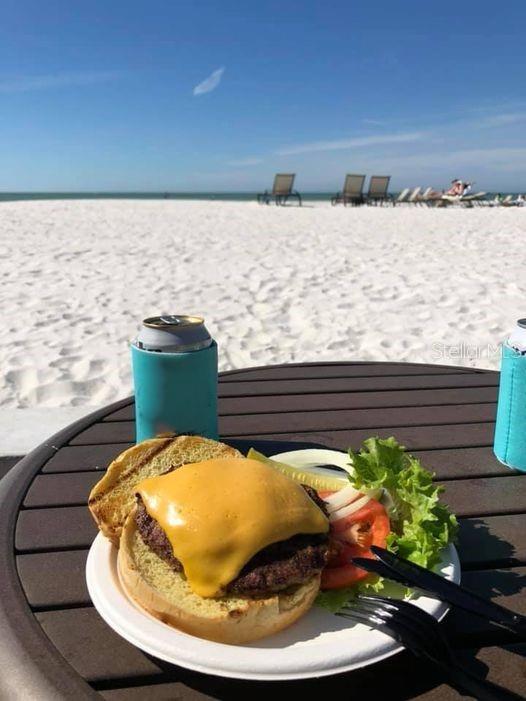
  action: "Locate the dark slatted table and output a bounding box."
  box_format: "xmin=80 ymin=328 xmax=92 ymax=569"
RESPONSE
xmin=1 ymin=362 xmax=525 ymax=700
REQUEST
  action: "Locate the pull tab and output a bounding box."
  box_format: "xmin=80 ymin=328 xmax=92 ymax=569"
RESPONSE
xmin=159 ymin=315 xmax=183 ymax=326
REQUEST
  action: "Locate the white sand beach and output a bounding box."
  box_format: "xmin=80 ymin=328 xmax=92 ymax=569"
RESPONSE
xmin=1 ymin=199 xmax=525 ymax=452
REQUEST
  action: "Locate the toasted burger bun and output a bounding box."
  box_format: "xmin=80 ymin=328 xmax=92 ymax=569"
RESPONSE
xmin=88 ymin=435 xmax=243 ymax=545
xmin=118 ymin=509 xmax=321 ymax=645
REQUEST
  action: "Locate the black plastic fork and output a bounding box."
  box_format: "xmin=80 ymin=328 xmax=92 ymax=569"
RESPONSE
xmin=337 ymin=595 xmax=524 ymax=701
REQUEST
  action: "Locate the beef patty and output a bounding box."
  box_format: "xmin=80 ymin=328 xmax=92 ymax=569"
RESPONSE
xmin=135 ymin=486 xmax=329 ymax=596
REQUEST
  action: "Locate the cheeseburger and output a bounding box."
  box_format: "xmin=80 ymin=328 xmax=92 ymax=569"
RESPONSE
xmin=89 ymin=436 xmax=329 ymax=644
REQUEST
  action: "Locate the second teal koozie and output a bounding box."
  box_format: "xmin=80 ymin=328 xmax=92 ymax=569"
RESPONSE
xmin=494 ymin=344 xmax=526 ymax=473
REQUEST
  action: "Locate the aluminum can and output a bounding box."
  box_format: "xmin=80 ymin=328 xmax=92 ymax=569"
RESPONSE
xmin=507 ymin=318 xmax=526 ymax=355
xmin=494 ymin=318 xmax=526 ymax=472
xmin=131 ymin=315 xmax=218 ymax=443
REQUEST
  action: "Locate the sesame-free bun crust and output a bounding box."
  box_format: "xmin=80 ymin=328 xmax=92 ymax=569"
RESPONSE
xmin=88 ymin=435 xmax=243 ymax=545
xmin=118 ymin=510 xmax=321 ymax=645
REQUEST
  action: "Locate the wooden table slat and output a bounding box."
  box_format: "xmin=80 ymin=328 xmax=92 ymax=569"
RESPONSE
xmin=43 ymin=442 xmax=514 ymax=482
xmin=42 ymin=444 xmax=133 ymax=474
xmin=217 ymin=373 xmax=499 ymax=398
xmin=223 ymin=422 xmax=496 ymax=452
xmin=220 ymin=403 xmax=497 ymax=435
xmin=409 ymin=447 xmax=514 ymax=479
xmin=439 ymin=475 xmax=526 ymax=518
xmin=24 ymin=473 xmax=101 ymax=508
xmin=34 ymin=562 xmax=526 ymax=685
xmin=217 ymin=363 xmax=479 ymax=382
xmin=226 ymin=385 xmax=503 ymax=415
xmin=458 ymin=514 xmax=526 ymax=568
xmin=35 ymin=608 xmax=164 ymax=682
xmin=100 ymin=681 xmax=216 ymax=700
xmin=17 ymin=514 xmax=526 ymax=611
xmin=69 ymin=423 xmax=134 ymax=445
xmin=16 ymin=506 xmax=97 ymax=552
xmin=17 ymin=551 xmax=90 ymax=608
xmin=444 ymin=567 xmax=526 ymax=643
xmin=105 ymin=386 xmax=500 ymax=422
xmin=66 ymin=412 xmax=495 ymax=450
xmin=98 ymin=644 xmax=526 ymax=701
xmin=20 ymin=471 xmax=526 ymax=517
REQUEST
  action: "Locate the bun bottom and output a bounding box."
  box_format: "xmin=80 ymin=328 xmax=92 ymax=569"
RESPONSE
xmin=118 ymin=510 xmax=321 ymax=645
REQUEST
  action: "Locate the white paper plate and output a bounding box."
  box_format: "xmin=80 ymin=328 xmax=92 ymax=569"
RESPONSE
xmin=86 ymin=448 xmax=460 ymax=681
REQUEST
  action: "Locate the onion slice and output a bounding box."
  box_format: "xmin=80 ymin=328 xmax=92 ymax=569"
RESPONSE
xmin=329 ymin=493 xmax=373 ymax=523
xmin=323 ymin=484 xmax=363 ymax=513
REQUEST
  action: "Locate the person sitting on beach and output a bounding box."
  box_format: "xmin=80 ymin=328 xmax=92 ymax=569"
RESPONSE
xmin=422 ymin=179 xmax=473 ymax=202
xmin=445 ymin=179 xmax=471 ymax=197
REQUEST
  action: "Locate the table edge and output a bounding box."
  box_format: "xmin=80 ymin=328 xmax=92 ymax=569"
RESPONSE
xmin=0 ymin=398 xmax=132 ymax=701
xmin=219 ymin=360 xmax=497 ymax=377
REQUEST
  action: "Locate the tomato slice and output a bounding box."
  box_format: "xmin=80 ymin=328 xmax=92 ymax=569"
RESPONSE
xmin=321 ymin=546 xmax=376 ymax=589
xmin=320 ymin=499 xmax=390 ymax=590
xmin=331 ymin=499 xmax=390 ymax=549
xmin=326 ymin=540 xmax=366 ymax=567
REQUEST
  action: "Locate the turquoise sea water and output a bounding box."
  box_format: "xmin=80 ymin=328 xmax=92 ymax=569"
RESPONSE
xmin=0 ymin=192 xmax=333 ymax=203
xmin=0 ymin=191 xmax=519 ymax=203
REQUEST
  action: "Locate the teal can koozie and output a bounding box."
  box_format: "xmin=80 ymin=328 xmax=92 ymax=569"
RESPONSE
xmin=493 ymin=319 xmax=526 ymax=473
xmin=131 ymin=315 xmax=218 ymax=443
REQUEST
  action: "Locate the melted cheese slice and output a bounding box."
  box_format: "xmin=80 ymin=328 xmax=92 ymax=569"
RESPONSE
xmin=136 ymin=457 xmax=329 ymax=597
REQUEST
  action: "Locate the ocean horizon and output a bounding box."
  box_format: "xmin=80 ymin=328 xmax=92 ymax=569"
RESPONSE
xmin=0 ymin=191 xmax=335 ymax=203
xmin=1 ymin=190 xmax=521 ymax=203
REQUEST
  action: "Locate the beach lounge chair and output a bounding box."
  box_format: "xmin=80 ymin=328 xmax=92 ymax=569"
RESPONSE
xmin=439 ymin=193 xmax=463 ymax=206
xmin=257 ymin=174 xmax=302 ymax=206
xmin=331 ymin=174 xmax=366 ymax=206
xmin=460 ymin=191 xmax=487 ymax=207
xmin=393 ymin=188 xmax=410 ymax=206
xmin=439 ymin=191 xmax=487 ymax=207
xmin=501 ymin=195 xmax=514 ymax=207
xmin=418 ymin=187 xmax=433 ymax=203
xmin=365 ymin=176 xmax=392 ymax=205
xmin=406 ymin=186 xmax=422 ymax=204
xmin=417 ymin=187 xmax=441 ymax=206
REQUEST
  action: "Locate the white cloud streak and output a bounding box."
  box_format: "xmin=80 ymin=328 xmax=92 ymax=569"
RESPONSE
xmin=193 ymin=67 xmax=225 ymax=96
xmin=0 ymin=70 xmax=121 ymax=93
xmin=275 ymin=131 xmax=426 ymax=156
xmin=367 ymin=147 xmax=526 ymax=175
xmin=478 ymin=112 xmax=526 ymax=127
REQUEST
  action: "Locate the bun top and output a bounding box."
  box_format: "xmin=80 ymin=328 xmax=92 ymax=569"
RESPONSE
xmin=136 ymin=457 xmax=329 ymax=597
xmin=88 ymin=435 xmax=243 ymax=545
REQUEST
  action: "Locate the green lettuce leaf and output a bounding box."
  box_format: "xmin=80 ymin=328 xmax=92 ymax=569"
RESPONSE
xmin=315 ymin=586 xmax=358 ymax=613
xmin=315 ymin=436 xmax=458 ymax=612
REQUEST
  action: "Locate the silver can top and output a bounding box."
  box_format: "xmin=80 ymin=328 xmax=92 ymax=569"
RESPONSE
xmin=135 ymin=315 xmax=213 ymax=352
xmin=508 ymin=318 xmax=526 ymax=354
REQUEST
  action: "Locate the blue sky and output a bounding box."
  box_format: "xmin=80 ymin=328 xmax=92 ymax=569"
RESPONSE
xmin=1 ymin=1 xmax=526 ymax=191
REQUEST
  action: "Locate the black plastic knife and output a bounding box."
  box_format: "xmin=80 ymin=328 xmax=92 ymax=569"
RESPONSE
xmin=351 ymin=545 xmax=526 ymax=636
